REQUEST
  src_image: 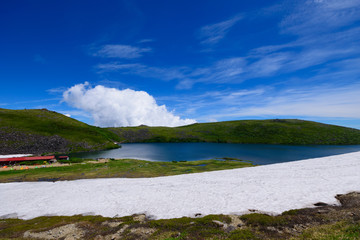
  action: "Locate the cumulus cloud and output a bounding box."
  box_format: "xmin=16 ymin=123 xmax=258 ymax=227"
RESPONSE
xmin=62 ymin=82 xmax=196 ymax=127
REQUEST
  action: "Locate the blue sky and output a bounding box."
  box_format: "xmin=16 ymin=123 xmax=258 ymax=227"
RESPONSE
xmin=1 ymin=0 xmax=360 ymax=128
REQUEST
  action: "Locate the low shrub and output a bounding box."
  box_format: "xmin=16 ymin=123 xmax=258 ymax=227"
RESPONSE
xmin=240 ymin=213 xmax=287 ymax=226
xmin=19 ymin=160 xmax=47 ymax=165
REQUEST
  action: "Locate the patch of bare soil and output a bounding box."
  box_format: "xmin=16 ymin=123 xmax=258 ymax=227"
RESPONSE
xmin=0 ymin=162 xmax=70 ymax=171
xmin=23 ymin=223 xmax=85 ymax=240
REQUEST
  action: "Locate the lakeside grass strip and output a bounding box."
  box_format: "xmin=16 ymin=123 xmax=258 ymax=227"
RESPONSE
xmin=0 ymin=158 xmax=254 ymax=183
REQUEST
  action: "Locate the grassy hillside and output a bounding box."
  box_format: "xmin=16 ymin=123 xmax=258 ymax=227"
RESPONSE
xmin=1 ymin=108 xmax=360 ymax=154
xmin=0 ymin=108 xmax=119 ymax=154
xmin=108 ymin=119 xmax=360 ymax=145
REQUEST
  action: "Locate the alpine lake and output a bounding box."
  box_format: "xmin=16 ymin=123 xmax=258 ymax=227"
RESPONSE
xmin=70 ymin=143 xmax=360 ymax=165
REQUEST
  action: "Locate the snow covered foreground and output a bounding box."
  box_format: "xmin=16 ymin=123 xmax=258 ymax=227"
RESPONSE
xmin=1 ymin=152 xmax=360 ymax=220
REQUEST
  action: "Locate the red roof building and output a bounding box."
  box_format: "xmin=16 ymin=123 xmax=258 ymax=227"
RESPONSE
xmin=0 ymin=156 xmax=55 ymax=165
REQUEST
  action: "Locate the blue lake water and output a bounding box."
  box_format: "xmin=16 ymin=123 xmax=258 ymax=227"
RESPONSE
xmin=70 ymin=143 xmax=360 ymax=165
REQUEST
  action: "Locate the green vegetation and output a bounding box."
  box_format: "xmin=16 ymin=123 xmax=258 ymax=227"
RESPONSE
xmin=2 ymin=108 xmax=360 ymax=155
xmin=18 ymin=160 xmax=48 ymax=165
xmin=57 ymin=157 xmax=87 ymax=164
xmin=297 ymin=221 xmax=360 ymax=240
xmin=0 ymin=214 xmax=240 ymax=240
xmin=1 ymin=201 xmax=359 ymax=240
xmin=240 ymin=213 xmax=288 ymax=227
xmin=0 ymin=158 xmax=254 ymax=183
xmin=109 ymin=119 xmax=360 ymax=145
xmin=0 ymin=108 xmax=119 ymax=154
xmin=0 ymin=215 xmax=115 ymax=239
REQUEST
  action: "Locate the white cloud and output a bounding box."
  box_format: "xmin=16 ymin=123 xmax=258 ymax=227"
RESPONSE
xmin=198 ymin=15 xmax=242 ymax=45
xmin=93 ymin=1 xmax=360 ymax=91
xmin=191 ymin=57 xmax=246 ymax=84
xmin=62 ymin=82 xmax=196 ymax=127
xmin=156 ymin=80 xmax=360 ymax=124
xmin=280 ymin=0 xmax=360 ymax=35
xmin=244 ymin=1 xmax=360 ymax=80
xmin=47 ymin=87 xmax=68 ymax=94
xmin=97 ymin=62 xmax=187 ymax=81
xmin=175 ymin=79 xmax=194 ymax=90
xmin=93 ymin=44 xmax=151 ymax=59
xmin=137 ymin=39 xmax=155 ymax=43
xmin=97 ymin=57 xmax=248 ymax=88
xmin=202 ymin=84 xmax=360 ymax=120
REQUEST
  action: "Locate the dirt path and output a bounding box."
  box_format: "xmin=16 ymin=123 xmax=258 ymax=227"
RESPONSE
xmin=0 ymin=159 xmax=109 ymax=171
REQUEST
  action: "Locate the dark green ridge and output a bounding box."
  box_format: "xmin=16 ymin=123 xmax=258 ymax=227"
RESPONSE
xmin=108 ymin=119 xmax=360 ymax=145
xmin=0 ymin=108 xmax=119 ymax=154
xmin=1 ymin=108 xmax=360 ymax=154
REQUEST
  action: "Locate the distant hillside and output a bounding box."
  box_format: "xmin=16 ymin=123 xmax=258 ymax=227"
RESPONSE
xmin=1 ymin=108 xmax=360 ymax=155
xmin=0 ymin=108 xmax=119 ymax=154
xmin=108 ymin=119 xmax=360 ymax=145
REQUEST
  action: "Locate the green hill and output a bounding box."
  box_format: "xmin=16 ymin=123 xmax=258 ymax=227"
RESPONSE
xmin=108 ymin=119 xmax=360 ymax=145
xmin=0 ymin=108 xmax=119 ymax=154
xmin=1 ymin=108 xmax=360 ymax=155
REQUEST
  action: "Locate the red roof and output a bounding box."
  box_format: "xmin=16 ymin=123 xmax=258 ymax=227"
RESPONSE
xmin=0 ymin=156 xmax=55 ymax=162
xmin=58 ymin=156 xmax=69 ymax=159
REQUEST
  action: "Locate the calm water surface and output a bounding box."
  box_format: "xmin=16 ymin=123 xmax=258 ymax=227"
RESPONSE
xmin=70 ymin=143 xmax=360 ymax=165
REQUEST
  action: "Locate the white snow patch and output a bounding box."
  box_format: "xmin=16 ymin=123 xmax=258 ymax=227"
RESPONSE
xmin=1 ymin=151 xmax=360 ymax=220
xmin=0 ymin=154 xmax=32 ymax=159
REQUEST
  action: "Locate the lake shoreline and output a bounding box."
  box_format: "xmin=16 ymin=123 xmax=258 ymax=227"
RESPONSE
xmin=70 ymin=142 xmax=360 ymax=165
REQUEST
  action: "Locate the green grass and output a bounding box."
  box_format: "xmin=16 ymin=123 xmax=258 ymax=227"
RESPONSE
xmin=240 ymin=213 xmax=288 ymax=227
xmin=2 ymin=109 xmax=360 ymax=156
xmin=0 ymin=158 xmax=254 ymax=183
xmin=296 ymin=221 xmax=360 ymax=240
xmin=0 ymin=215 xmax=116 ymax=239
xmin=1 ymin=214 xmax=358 ymax=240
xmin=0 ymin=108 xmax=119 ymax=153
xmin=108 ymin=119 xmax=360 ymax=145
xmin=0 ymin=214 xmax=256 ymax=240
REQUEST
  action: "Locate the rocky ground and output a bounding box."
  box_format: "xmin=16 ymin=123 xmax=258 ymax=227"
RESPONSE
xmin=0 ymin=127 xmax=71 ymax=154
xmin=1 ymin=192 xmax=359 ymax=239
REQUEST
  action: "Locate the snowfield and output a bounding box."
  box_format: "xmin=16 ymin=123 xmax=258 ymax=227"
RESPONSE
xmin=1 ymin=151 xmax=360 ymax=220
xmin=0 ymin=154 xmax=32 ymax=158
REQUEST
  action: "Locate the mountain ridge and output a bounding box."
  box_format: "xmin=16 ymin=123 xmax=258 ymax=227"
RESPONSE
xmin=108 ymin=119 xmax=360 ymax=145
xmin=1 ymin=108 xmax=360 ymax=154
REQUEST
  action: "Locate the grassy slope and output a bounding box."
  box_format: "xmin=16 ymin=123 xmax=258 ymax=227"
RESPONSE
xmin=0 ymin=108 xmax=119 ymax=153
xmin=109 ymin=119 xmax=360 ymax=145
xmin=2 ymin=108 xmax=360 ymax=155
xmin=0 ymin=158 xmax=254 ymax=183
xmin=1 ymin=193 xmax=359 ymax=239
